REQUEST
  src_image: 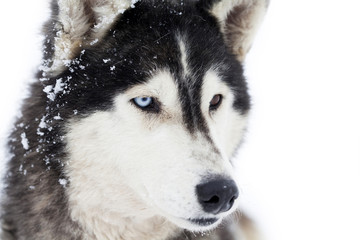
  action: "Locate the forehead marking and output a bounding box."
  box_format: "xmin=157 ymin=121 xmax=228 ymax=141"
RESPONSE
xmin=178 ymin=39 xmax=190 ymax=77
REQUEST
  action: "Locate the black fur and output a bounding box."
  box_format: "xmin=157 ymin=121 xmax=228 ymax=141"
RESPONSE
xmin=1 ymin=1 xmax=251 ymax=239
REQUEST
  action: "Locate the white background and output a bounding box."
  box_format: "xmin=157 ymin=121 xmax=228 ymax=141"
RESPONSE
xmin=0 ymin=1 xmax=359 ymax=240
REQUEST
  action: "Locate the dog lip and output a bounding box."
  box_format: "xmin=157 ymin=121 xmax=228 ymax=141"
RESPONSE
xmin=188 ymin=218 xmax=219 ymax=226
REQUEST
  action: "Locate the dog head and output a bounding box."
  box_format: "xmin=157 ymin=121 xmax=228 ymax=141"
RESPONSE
xmin=43 ymin=0 xmax=268 ymax=232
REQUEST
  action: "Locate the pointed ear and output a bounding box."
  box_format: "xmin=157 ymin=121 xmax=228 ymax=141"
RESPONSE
xmin=204 ymin=0 xmax=269 ymax=62
xmin=43 ymin=0 xmax=137 ymax=76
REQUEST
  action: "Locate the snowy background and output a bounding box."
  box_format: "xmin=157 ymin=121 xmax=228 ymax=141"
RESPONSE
xmin=1 ymin=1 xmax=360 ymax=240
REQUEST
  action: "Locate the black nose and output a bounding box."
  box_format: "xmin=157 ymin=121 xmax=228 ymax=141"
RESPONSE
xmin=196 ymin=179 xmax=239 ymax=214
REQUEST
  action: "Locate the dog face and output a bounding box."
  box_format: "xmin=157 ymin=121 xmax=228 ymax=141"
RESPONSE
xmin=42 ymin=0 xmax=268 ymax=233
xmin=66 ymin=68 xmax=248 ymax=231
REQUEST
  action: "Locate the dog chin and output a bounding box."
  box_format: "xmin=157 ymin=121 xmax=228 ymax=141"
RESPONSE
xmin=167 ymin=215 xmax=223 ymax=232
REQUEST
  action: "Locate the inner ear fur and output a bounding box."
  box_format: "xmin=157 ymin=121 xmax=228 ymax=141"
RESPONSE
xmin=206 ymin=0 xmax=269 ymax=62
xmin=43 ymin=0 xmax=137 ymax=76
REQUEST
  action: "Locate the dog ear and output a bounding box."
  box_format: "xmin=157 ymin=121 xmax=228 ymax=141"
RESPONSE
xmin=202 ymin=0 xmax=269 ymax=62
xmin=43 ymin=0 xmax=137 ymax=76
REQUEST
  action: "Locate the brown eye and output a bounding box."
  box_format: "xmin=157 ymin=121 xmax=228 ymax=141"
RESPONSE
xmin=209 ymin=94 xmax=222 ymax=111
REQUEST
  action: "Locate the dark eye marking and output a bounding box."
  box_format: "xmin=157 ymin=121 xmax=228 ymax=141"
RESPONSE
xmin=209 ymin=94 xmax=223 ymax=111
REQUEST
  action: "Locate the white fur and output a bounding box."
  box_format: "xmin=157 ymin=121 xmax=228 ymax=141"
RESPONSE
xmin=64 ymin=67 xmax=248 ymax=239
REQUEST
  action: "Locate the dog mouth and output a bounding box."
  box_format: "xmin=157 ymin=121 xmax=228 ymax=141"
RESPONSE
xmin=188 ymin=218 xmax=219 ymax=227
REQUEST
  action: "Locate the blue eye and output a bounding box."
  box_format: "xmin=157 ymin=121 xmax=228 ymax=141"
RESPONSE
xmin=133 ymin=97 xmax=153 ymax=108
xmin=132 ymin=97 xmax=160 ymax=113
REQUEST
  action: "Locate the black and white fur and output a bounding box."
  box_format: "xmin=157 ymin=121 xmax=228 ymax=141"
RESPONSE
xmin=1 ymin=0 xmax=268 ymax=239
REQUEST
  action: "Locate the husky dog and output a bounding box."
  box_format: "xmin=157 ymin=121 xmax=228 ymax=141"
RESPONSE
xmin=1 ymin=0 xmax=268 ymax=239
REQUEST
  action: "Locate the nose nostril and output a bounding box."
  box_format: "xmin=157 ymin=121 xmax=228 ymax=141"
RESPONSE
xmin=229 ymin=196 xmax=236 ymax=205
xmin=196 ymin=178 xmax=239 ymax=214
xmin=203 ymin=195 xmax=220 ymax=204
